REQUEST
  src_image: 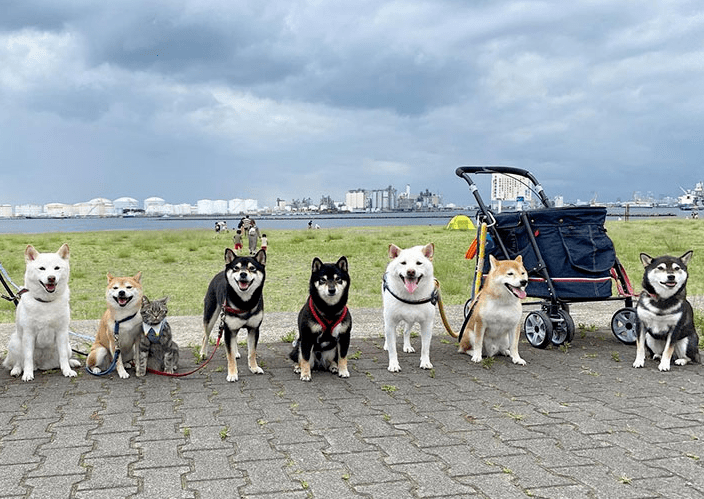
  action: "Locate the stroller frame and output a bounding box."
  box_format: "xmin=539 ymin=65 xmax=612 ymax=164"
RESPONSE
xmin=456 ymin=166 xmax=637 ymax=348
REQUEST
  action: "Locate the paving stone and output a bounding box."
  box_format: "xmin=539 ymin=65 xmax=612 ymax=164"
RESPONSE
xmin=3 ymin=311 xmax=704 ymax=498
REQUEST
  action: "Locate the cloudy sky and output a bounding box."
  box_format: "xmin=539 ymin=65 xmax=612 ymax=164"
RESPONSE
xmin=1 ymin=0 xmax=702 ymax=208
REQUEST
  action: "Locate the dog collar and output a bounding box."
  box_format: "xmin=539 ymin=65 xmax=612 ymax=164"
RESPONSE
xmin=382 ymin=274 xmax=439 ymax=306
xmin=17 ymin=287 xmax=51 ymax=303
xmin=308 ymin=296 xmax=348 ymax=335
xmin=222 ymin=301 xmax=256 ymax=320
xmin=114 ymin=312 xmax=138 ymax=337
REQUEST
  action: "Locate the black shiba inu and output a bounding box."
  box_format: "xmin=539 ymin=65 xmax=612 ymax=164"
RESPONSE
xmin=201 ymin=248 xmax=266 ymax=381
xmin=290 ymin=257 xmax=352 ymax=381
xmin=633 ymin=251 xmax=699 ymax=371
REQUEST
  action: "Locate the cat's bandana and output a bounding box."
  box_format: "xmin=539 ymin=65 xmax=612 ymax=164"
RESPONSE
xmin=143 ymin=320 xmax=165 ymax=343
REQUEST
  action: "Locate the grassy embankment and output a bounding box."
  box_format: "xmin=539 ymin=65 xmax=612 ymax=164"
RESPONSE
xmin=0 ymin=220 xmax=702 ymax=330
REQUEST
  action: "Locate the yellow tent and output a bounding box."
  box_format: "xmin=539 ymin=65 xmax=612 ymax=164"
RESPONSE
xmin=445 ymin=214 xmax=475 ymax=230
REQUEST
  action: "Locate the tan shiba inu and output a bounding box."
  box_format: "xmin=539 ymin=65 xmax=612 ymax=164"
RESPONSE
xmin=86 ymin=272 xmax=144 ymax=378
xmin=458 ymin=255 xmax=527 ymax=365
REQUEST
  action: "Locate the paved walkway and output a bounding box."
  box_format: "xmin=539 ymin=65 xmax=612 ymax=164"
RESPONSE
xmin=2 ymin=303 xmax=704 ymax=498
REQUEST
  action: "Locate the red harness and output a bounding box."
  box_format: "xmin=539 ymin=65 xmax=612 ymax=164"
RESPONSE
xmin=308 ymin=296 xmax=348 ymax=334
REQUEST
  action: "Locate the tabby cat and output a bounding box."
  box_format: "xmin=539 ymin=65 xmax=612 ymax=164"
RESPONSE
xmin=137 ymin=296 xmax=179 ymax=376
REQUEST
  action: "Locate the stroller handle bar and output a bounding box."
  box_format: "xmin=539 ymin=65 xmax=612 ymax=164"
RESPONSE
xmin=455 ymin=165 xmax=551 ymax=208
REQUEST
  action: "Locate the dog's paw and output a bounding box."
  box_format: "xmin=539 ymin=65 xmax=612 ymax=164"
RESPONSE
xmin=658 ymin=362 xmax=671 ymax=372
xmin=69 ymin=359 xmax=81 ymax=368
xmin=419 ymin=359 xmax=433 ymax=370
xmin=250 ymin=366 xmax=264 ymax=374
xmin=387 ymin=362 xmax=401 ymax=373
xmin=300 ymin=373 xmax=311 ymax=381
xmin=675 ymin=359 xmax=688 ymax=366
xmin=118 ymin=371 xmax=130 ymax=379
xmin=293 ymin=364 xmax=301 ymax=374
xmin=338 ymin=368 xmax=350 ymax=378
xmin=62 ymin=368 xmax=78 ymax=378
xmin=653 ymin=354 xmax=662 ymax=360
xmin=512 ymin=357 xmax=526 ymax=366
xmin=632 ymin=358 xmax=645 ymax=368
xmin=10 ymin=366 xmax=22 ymax=377
xmin=403 ymin=344 xmax=416 ymax=353
xmin=330 ymin=365 xmax=339 ymax=374
xmin=21 ymin=371 xmax=34 ymax=382
xmin=470 ymin=354 xmax=483 ymax=363
xmin=226 ymin=373 xmax=239 ymax=382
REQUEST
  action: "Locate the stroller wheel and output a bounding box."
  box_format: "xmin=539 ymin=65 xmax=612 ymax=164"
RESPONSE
xmin=524 ymin=311 xmax=553 ymax=349
xmin=611 ymin=307 xmax=637 ymax=345
xmin=550 ymin=309 xmax=575 ymax=346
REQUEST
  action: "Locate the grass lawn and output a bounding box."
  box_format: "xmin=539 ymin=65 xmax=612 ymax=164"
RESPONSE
xmin=0 ymin=219 xmax=702 ymax=325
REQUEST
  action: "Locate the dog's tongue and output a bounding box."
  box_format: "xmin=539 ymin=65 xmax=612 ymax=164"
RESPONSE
xmin=404 ymin=277 xmax=419 ymax=294
xmin=511 ymin=286 xmax=527 ymax=299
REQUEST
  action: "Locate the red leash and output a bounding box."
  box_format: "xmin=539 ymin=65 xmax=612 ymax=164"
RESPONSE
xmin=147 ymin=330 xmax=222 ymax=377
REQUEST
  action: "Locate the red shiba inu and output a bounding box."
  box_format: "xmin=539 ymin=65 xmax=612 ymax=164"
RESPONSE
xmin=86 ymin=273 xmax=144 ymax=378
xmin=458 ymin=255 xmax=528 ymax=365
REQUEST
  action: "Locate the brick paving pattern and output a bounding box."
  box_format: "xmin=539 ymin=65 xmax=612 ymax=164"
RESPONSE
xmin=2 ymin=311 xmax=704 ymax=498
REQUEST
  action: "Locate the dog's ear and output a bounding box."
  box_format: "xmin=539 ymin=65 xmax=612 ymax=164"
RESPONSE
xmin=254 ymin=249 xmax=266 ymax=266
xmin=639 ymin=253 xmax=653 ymax=267
xmin=680 ymin=250 xmax=693 ymax=267
xmin=134 ymin=271 xmax=142 ymax=283
xmin=388 ymin=244 xmax=401 ymax=259
xmin=106 ymin=272 xmax=114 ymax=283
xmin=57 ymin=243 xmax=70 ymax=260
xmin=489 ymin=254 xmax=497 ymax=271
xmin=224 ymin=248 xmax=236 ymax=264
xmin=515 ymin=255 xmax=523 ymax=264
xmin=422 ymin=243 xmax=434 ymax=261
xmin=311 ymin=257 xmax=323 ymax=273
xmin=336 ymin=256 xmax=348 ymax=273
xmin=25 ymin=245 xmax=39 ymax=262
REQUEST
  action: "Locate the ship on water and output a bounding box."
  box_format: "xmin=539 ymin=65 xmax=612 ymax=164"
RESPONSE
xmin=678 ymin=182 xmax=704 ymax=210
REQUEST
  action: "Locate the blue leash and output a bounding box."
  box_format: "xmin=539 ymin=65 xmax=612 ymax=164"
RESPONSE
xmin=85 ymin=312 xmax=137 ymax=377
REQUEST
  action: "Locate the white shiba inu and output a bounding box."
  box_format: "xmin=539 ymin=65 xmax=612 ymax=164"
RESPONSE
xmin=382 ymin=243 xmax=437 ymax=372
xmin=633 ymin=251 xmax=699 ymax=371
xmin=86 ymin=272 xmax=144 ymax=378
xmin=458 ymin=255 xmax=528 ymax=365
xmin=3 ymin=244 xmax=79 ymax=381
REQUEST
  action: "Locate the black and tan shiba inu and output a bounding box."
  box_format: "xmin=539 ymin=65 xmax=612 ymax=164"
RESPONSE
xmin=458 ymin=255 xmax=528 ymax=365
xmin=201 ymin=248 xmax=266 ymax=382
xmin=290 ymin=257 xmax=352 ymax=381
xmin=633 ymin=251 xmax=699 ymax=371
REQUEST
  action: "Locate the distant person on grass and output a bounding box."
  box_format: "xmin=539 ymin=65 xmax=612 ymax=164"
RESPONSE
xmin=248 ymin=223 xmax=260 ymax=255
xmin=233 ymin=229 xmax=243 ymax=253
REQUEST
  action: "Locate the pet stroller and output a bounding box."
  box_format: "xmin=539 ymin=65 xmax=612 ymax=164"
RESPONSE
xmin=455 ymin=166 xmax=637 ymax=348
